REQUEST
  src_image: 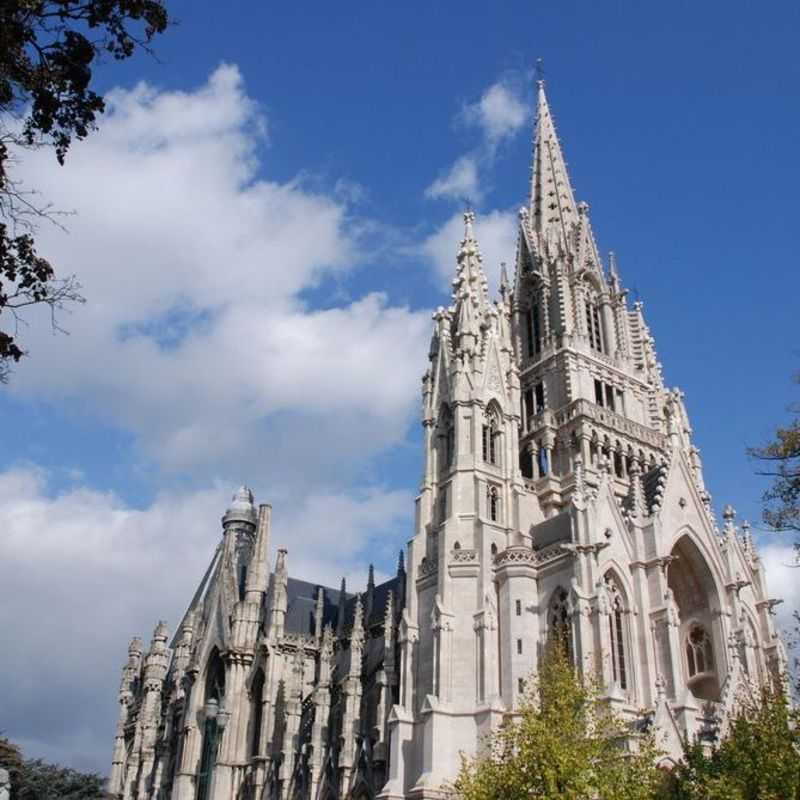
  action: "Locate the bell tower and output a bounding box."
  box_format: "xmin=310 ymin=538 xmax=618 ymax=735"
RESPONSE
xmin=514 ymin=82 xmax=677 ymax=516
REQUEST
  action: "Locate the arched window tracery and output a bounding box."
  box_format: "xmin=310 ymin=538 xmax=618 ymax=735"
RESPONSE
xmin=438 ymin=405 xmax=455 ymax=471
xmin=685 ymin=623 xmax=713 ymax=679
xmin=585 ymin=290 xmax=604 ymax=353
xmin=548 ymin=587 xmax=572 ymax=663
xmin=482 ymin=406 xmax=501 ymax=466
xmin=527 ymin=290 xmax=543 ymax=358
xmin=604 ymin=574 xmax=628 ymax=691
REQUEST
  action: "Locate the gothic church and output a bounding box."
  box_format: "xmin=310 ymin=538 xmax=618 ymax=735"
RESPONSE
xmin=109 ymin=83 xmax=785 ymax=800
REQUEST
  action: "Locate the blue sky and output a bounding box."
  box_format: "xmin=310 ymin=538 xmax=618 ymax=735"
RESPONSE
xmin=2 ymin=0 xmax=799 ymax=773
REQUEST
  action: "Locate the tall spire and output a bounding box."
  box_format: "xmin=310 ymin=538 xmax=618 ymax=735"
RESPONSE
xmin=529 ymin=82 xmax=578 ymax=244
xmin=451 ymin=211 xmax=490 ymax=349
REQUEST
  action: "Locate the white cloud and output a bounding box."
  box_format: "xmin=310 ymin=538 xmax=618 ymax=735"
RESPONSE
xmin=425 ymin=155 xmax=481 ymax=203
xmin=0 ymin=465 xmax=412 ymax=772
xmin=425 ymin=74 xmax=530 ymax=206
xmin=461 ymin=79 xmax=529 ymax=147
xmin=422 ymin=208 xmax=518 ymax=297
xmin=758 ymin=539 xmax=800 ymax=637
xmin=8 ymin=64 xmax=431 ymax=475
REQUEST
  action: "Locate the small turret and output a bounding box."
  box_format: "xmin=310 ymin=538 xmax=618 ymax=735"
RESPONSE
xmin=143 ymin=621 xmax=170 ymax=686
xmin=222 ymin=485 xmax=258 ymax=528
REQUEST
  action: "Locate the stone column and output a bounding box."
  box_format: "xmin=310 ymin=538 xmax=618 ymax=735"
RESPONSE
xmin=601 ymin=296 xmax=616 ymax=355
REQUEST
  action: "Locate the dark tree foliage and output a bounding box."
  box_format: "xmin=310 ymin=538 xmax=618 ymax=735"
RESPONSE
xmin=0 ymin=0 xmax=169 ymax=381
xmin=663 ymin=685 xmax=800 ymax=800
xmin=749 ymin=372 xmax=800 ymax=535
xmin=1 ymin=736 xmax=108 ymax=799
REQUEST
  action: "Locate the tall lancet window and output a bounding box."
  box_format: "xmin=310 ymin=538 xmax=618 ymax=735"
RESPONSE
xmin=439 ymin=405 xmax=454 ymax=471
xmin=250 ymin=668 xmax=265 ymax=758
xmin=605 ymin=575 xmax=628 ymax=691
xmin=482 ymin=407 xmax=500 ymax=466
xmin=548 ymin=587 xmax=573 ymax=663
xmin=198 ymin=650 xmax=226 ymax=800
xmin=527 ymin=294 xmax=543 ymax=358
xmin=585 ymin=294 xmax=604 ymax=353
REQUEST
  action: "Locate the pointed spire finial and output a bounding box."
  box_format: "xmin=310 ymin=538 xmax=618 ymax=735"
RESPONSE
xmin=336 ymin=576 xmax=347 ymax=637
xmin=499 ymin=262 xmax=510 ymax=296
xmin=314 ymin=586 xmax=325 ymax=639
xmin=529 ymin=80 xmax=578 ymax=243
xmin=397 ymin=549 xmax=405 ymax=576
xmin=351 ymin=593 xmax=365 ymax=647
xmin=450 ymin=209 xmax=490 ymax=350
xmin=464 ymin=208 xmax=475 ymax=236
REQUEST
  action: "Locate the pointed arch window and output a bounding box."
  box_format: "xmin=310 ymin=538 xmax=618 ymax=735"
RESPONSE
xmin=527 ymin=295 xmax=542 ymax=358
xmin=250 ymin=668 xmax=265 ymax=758
xmin=198 ymin=650 xmax=226 ymax=800
xmin=585 ymin=295 xmax=604 ymax=353
xmin=605 ymin=575 xmax=628 ymax=691
xmin=438 ymin=405 xmax=455 ymax=471
xmin=482 ymin=408 xmax=500 ymax=466
xmin=548 ymin=587 xmax=573 ymax=663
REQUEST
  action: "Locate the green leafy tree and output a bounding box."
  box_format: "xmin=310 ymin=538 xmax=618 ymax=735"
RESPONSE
xmin=665 ymin=685 xmax=800 ymax=800
xmin=749 ymin=372 xmax=800 ymax=535
xmin=0 ymin=0 xmax=170 ymax=381
xmin=453 ymin=645 xmax=665 ymax=800
xmin=0 ymin=735 xmax=107 ymax=799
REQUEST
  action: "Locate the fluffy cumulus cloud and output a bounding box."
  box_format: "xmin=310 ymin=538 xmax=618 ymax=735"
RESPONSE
xmin=9 ymin=64 xmax=431 ymax=475
xmin=425 ymin=155 xmax=480 ymax=203
xmin=425 ymin=74 xmax=530 ymax=204
xmin=0 ymin=466 xmax=412 ymax=771
xmin=460 ymin=78 xmax=529 ymax=147
xmin=422 ymin=208 xmax=518 ymax=296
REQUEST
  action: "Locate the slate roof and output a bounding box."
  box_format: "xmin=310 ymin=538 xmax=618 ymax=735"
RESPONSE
xmin=338 ymin=574 xmax=405 ymax=632
xmin=284 ymin=577 xmax=347 ymax=636
xmin=283 ymin=573 xmax=405 ymax=636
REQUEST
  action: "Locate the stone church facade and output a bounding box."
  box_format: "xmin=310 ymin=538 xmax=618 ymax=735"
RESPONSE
xmin=109 ymin=83 xmax=785 ymax=800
